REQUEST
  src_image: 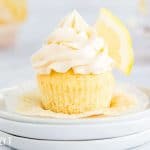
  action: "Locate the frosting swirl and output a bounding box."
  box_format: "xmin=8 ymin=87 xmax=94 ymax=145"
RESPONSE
xmin=31 ymin=10 xmax=113 ymax=74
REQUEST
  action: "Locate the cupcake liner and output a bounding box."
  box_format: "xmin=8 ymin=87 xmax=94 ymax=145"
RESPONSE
xmin=1 ymin=81 xmax=149 ymax=119
xmin=37 ymin=71 xmax=114 ymax=114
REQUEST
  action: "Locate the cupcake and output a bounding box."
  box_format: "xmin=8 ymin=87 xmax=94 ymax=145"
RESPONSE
xmin=32 ymin=11 xmax=115 ymax=114
xmin=0 ymin=0 xmax=27 ymax=48
xmin=0 ymin=24 xmax=18 ymax=48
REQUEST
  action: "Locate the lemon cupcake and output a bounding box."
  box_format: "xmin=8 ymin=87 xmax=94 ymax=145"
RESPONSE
xmin=0 ymin=0 xmax=27 ymax=47
xmin=32 ymin=11 xmax=115 ymax=114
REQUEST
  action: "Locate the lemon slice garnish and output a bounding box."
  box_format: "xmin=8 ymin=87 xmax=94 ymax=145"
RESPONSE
xmin=95 ymin=8 xmax=134 ymax=75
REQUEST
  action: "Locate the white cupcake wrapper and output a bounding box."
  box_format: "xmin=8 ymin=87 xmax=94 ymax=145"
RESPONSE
xmin=0 ymin=81 xmax=149 ymax=119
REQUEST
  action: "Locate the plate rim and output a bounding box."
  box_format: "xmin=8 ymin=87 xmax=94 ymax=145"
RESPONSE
xmin=0 ymin=84 xmax=149 ymax=125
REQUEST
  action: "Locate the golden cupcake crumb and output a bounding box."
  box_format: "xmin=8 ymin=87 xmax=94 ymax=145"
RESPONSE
xmin=37 ymin=70 xmax=114 ymax=114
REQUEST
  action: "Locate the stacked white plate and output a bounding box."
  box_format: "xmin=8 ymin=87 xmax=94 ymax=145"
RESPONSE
xmin=0 ymin=83 xmax=150 ymax=150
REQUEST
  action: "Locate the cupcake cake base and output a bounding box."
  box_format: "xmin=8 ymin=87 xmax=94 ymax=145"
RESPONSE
xmin=37 ymin=70 xmax=114 ymax=114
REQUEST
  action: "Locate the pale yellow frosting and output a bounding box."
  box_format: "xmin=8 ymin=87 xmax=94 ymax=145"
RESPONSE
xmin=31 ymin=10 xmax=113 ymax=74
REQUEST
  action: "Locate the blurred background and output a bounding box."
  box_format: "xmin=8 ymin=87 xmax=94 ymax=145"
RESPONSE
xmin=0 ymin=0 xmax=150 ymax=88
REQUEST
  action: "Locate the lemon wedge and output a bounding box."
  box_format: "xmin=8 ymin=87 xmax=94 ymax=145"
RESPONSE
xmin=95 ymin=8 xmax=134 ymax=75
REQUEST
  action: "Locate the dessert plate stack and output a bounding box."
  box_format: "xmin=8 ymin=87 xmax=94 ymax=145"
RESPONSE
xmin=0 ymin=84 xmax=150 ymax=150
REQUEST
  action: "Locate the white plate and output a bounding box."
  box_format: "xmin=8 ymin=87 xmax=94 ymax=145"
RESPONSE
xmin=0 ymin=82 xmax=149 ymax=125
xmin=1 ymin=129 xmax=150 ymax=150
xmin=0 ymin=116 xmax=150 ymax=141
xmin=0 ymin=83 xmax=149 ymax=140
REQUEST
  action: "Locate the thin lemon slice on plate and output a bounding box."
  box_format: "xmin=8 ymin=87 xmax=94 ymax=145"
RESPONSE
xmin=95 ymin=8 xmax=134 ymax=75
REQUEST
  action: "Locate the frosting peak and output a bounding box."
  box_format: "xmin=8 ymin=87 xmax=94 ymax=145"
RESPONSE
xmin=59 ymin=10 xmax=89 ymax=32
xmin=32 ymin=10 xmax=113 ymax=74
